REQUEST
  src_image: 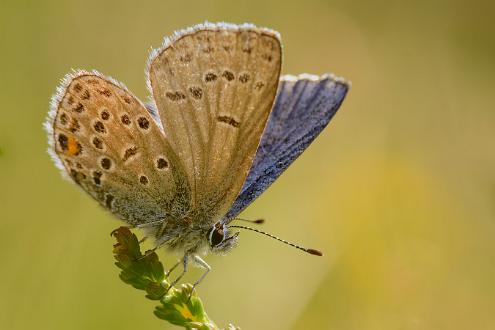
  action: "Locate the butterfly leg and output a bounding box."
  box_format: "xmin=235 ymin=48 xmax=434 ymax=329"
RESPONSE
xmin=166 ymin=259 xmax=181 ymax=277
xmin=187 ymin=256 xmax=211 ymax=302
xmin=165 ymin=254 xmax=189 ymax=293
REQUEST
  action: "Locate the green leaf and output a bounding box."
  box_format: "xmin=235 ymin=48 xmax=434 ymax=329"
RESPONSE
xmin=111 ymin=226 xmax=237 ymax=329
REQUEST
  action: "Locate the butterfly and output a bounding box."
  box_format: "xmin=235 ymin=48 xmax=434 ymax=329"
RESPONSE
xmin=45 ymin=22 xmax=349 ymax=288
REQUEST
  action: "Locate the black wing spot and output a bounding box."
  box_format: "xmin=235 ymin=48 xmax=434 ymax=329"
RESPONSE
xmin=70 ymin=169 xmax=86 ymax=185
xmin=166 ymin=91 xmax=186 ymax=101
xmin=222 ymin=70 xmax=235 ymax=81
xmin=189 ymin=87 xmax=203 ymax=100
xmin=93 ymin=171 xmax=102 ymax=185
xmin=86 ymin=79 xmax=99 ymax=85
xmin=73 ymin=83 xmax=83 ymax=92
xmin=92 ymin=137 xmax=104 ymax=150
xmin=97 ymin=88 xmax=112 ymax=97
xmin=121 ymin=114 xmax=131 ymax=125
xmin=261 ymin=53 xmax=273 ymax=62
xmin=205 ymin=72 xmax=217 ymax=82
xmin=59 ymin=113 xmax=69 ymax=126
xmin=73 ymin=103 xmax=84 ymax=113
xmin=100 ymin=110 xmax=110 ymax=120
xmin=58 ymin=134 xmax=68 ymax=151
xmin=123 ymin=146 xmax=138 ymax=161
xmin=69 ymin=118 xmax=80 ymax=133
xmin=254 ymin=81 xmax=265 ymax=90
xmin=94 ymin=121 xmax=106 ymax=134
xmin=179 ymin=53 xmax=192 ymax=62
xmin=139 ymin=175 xmax=149 ymax=185
xmin=156 ymin=158 xmax=168 ymax=169
xmin=239 ymin=73 xmax=250 ymax=83
xmin=217 ymin=115 xmax=240 ymax=128
xmin=105 ymin=194 xmax=114 ymax=209
xmin=100 ymin=157 xmax=112 ymax=170
xmin=122 ymin=95 xmax=133 ymax=104
xmin=73 ymin=142 xmax=82 ymax=156
xmin=81 ymin=89 xmax=91 ymax=100
xmin=137 ymin=117 xmax=150 ymax=130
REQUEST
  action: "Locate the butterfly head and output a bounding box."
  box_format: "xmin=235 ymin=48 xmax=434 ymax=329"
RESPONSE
xmin=207 ymin=221 xmax=239 ymax=255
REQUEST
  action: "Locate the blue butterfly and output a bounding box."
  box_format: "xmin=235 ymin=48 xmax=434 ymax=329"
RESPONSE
xmin=46 ymin=22 xmax=349 ymax=290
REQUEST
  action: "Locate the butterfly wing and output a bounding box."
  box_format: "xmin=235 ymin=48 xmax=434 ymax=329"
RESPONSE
xmin=225 ymin=74 xmax=349 ymax=220
xmin=46 ymin=71 xmax=190 ymax=226
xmin=147 ymin=23 xmax=282 ymax=221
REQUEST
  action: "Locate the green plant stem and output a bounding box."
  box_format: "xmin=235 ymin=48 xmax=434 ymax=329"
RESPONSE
xmin=112 ymin=226 xmax=239 ymax=330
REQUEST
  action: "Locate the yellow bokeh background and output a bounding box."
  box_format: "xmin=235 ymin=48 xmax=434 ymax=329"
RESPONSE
xmin=1 ymin=0 xmax=494 ymax=329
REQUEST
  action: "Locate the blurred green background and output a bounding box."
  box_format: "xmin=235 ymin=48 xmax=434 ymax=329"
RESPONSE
xmin=1 ymin=0 xmax=494 ymax=329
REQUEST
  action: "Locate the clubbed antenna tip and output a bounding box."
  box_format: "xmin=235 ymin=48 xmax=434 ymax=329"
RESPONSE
xmin=306 ymin=249 xmax=323 ymax=256
xmin=233 ymin=217 xmax=265 ymax=225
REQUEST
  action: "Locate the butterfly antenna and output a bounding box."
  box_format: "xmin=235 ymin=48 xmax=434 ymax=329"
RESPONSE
xmin=228 ymin=225 xmax=323 ymax=256
xmin=232 ymin=217 xmax=265 ymax=224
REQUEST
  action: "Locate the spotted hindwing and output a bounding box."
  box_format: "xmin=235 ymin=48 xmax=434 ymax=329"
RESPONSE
xmin=46 ymin=72 xmax=190 ymax=226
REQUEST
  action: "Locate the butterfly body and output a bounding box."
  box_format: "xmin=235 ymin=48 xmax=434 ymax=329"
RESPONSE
xmin=45 ymin=22 xmax=349 ymax=283
xmin=148 ymin=210 xmax=233 ymax=256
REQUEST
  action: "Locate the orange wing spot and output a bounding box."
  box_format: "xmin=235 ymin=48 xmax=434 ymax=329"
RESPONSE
xmin=66 ymin=136 xmax=81 ymax=156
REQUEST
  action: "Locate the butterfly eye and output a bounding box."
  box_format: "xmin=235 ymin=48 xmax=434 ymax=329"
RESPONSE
xmin=208 ymin=225 xmax=225 ymax=247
